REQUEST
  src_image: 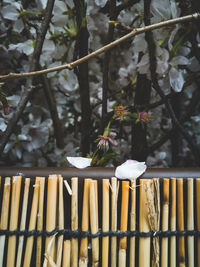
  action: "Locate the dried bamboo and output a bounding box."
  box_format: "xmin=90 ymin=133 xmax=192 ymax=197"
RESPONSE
xmin=79 ymin=179 xmax=91 ymax=267
xmin=0 ymin=177 xmax=11 ymax=267
xmin=56 ymin=175 xmax=64 ymax=267
xmin=16 ymin=178 xmax=30 ymax=267
xmin=170 ymin=178 xmax=176 ymax=267
xmin=196 ymin=179 xmax=200 ymax=267
xmin=23 ymin=177 xmax=40 ymax=267
xmin=129 ymin=179 xmax=136 ymax=267
xmin=146 ymin=178 xmax=160 ymax=267
xmin=62 ymin=240 xmax=71 ymax=267
xmin=177 ymin=178 xmax=185 ymax=267
xmin=71 ymin=177 xmax=78 ymax=267
xmin=44 ymin=175 xmax=58 ymax=267
xmin=36 ymin=177 xmax=45 ymax=267
xmin=139 ymin=179 xmax=151 ymax=267
xmin=187 ymin=178 xmax=194 ymax=267
xmin=118 ymin=181 xmax=129 ymax=267
xmin=89 ymin=180 xmax=99 ymax=267
xmin=161 ymin=179 xmax=169 ymax=267
xmin=102 ymin=179 xmax=110 ymax=267
xmin=111 ymin=177 xmax=118 ymax=267
xmin=6 ymin=176 xmax=22 ymax=267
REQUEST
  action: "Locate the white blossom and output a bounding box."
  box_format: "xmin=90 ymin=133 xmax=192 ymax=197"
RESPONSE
xmin=115 ymin=160 xmax=147 ymax=179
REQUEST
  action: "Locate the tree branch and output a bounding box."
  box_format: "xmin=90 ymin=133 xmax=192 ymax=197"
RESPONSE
xmin=73 ymin=0 xmax=91 ymax=155
xmin=42 ymin=75 xmax=64 ymax=148
xmin=101 ymin=0 xmax=116 ymax=131
xmin=0 ymin=0 xmax=55 ymax=155
xmin=0 ymin=13 xmax=199 ymax=80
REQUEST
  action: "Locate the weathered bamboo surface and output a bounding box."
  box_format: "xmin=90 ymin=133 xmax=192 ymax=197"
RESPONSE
xmin=0 ymin=174 xmax=199 ymax=266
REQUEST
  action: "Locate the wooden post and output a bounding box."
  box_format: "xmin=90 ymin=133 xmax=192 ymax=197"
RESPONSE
xmin=111 ymin=177 xmax=118 ymax=267
xmin=161 ymin=179 xmax=169 ymax=267
xmin=102 ymin=179 xmax=110 ymax=267
xmin=170 ymin=178 xmax=176 ymax=267
xmin=187 ymin=178 xmax=194 ymax=267
xmin=71 ymin=177 xmax=78 ymax=267
xmin=196 ymin=179 xmax=200 ymax=267
xmin=79 ymin=179 xmax=91 ymax=267
xmin=118 ymin=181 xmax=129 ymax=267
xmin=139 ymin=179 xmax=151 ymax=267
xmin=6 ymin=176 xmax=22 ymax=267
xmin=0 ymin=177 xmax=11 ymax=266
xmin=129 ymin=179 xmax=136 ymax=267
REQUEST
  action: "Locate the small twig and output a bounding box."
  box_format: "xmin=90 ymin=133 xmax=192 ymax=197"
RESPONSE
xmin=0 ymin=13 xmax=199 ymax=80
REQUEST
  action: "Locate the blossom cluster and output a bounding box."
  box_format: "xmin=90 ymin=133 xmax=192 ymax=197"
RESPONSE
xmin=0 ymin=0 xmax=199 ymax=167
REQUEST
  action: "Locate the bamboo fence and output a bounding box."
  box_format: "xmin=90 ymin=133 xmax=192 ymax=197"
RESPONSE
xmin=0 ymin=174 xmax=199 ymax=266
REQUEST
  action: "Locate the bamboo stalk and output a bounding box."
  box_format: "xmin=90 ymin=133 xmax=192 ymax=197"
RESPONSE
xmin=187 ymin=178 xmax=194 ymax=267
xmin=111 ymin=177 xmax=118 ymax=267
xmin=71 ymin=177 xmax=78 ymax=267
xmin=177 ymin=178 xmax=185 ymax=267
xmin=118 ymin=181 xmax=129 ymax=267
xmin=161 ymin=179 xmax=169 ymax=267
xmin=89 ymin=180 xmax=99 ymax=267
xmin=145 ymin=178 xmax=160 ymax=267
xmin=56 ymin=175 xmax=64 ymax=267
xmin=196 ymin=179 xmax=200 ymax=267
xmin=102 ymin=179 xmax=110 ymax=267
xmin=170 ymin=178 xmax=176 ymax=267
xmin=139 ymin=179 xmax=151 ymax=267
xmin=36 ymin=177 xmax=45 ymax=267
xmin=0 ymin=177 xmax=11 ymax=267
xmin=129 ymin=179 xmax=136 ymax=267
xmin=23 ymin=177 xmax=40 ymax=267
xmin=16 ymin=178 xmax=30 ymax=267
xmin=6 ymin=176 xmax=22 ymax=267
xmin=79 ymin=179 xmax=91 ymax=267
xmin=62 ymin=240 xmax=71 ymax=267
xmin=44 ymin=175 xmax=58 ymax=267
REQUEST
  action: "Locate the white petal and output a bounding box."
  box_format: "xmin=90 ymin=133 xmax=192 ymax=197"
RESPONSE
xmin=169 ymin=68 xmax=184 ymax=92
xmin=115 ymin=159 xmax=147 ymax=179
xmin=67 ymin=156 xmax=92 ymax=169
xmin=170 ymin=56 xmax=189 ymax=66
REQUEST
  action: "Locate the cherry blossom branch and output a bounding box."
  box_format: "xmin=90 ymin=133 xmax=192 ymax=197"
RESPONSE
xmin=0 ymin=13 xmax=199 ymax=80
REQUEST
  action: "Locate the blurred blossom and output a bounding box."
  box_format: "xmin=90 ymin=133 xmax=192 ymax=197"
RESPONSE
xmin=97 ymin=131 xmax=118 ymax=150
xmin=114 ymin=105 xmax=129 ymax=121
xmin=137 ymin=111 xmax=151 ymax=123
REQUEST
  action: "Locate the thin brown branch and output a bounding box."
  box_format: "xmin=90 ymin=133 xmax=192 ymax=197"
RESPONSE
xmin=42 ymin=75 xmax=64 ymax=148
xmin=0 ymin=13 xmax=199 ymax=80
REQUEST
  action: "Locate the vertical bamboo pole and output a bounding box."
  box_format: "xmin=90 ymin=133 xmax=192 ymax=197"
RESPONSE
xmin=111 ymin=177 xmax=118 ymax=267
xmin=56 ymin=175 xmax=64 ymax=267
xmin=177 ymin=178 xmax=185 ymax=267
xmin=6 ymin=176 xmax=22 ymax=267
xmin=36 ymin=177 xmax=45 ymax=267
xmin=71 ymin=177 xmax=78 ymax=267
xmin=89 ymin=180 xmax=99 ymax=267
xmin=139 ymin=179 xmax=151 ymax=267
xmin=62 ymin=240 xmax=71 ymax=267
xmin=44 ymin=175 xmax=58 ymax=267
xmin=196 ymin=179 xmax=200 ymax=267
xmin=187 ymin=178 xmax=194 ymax=267
xmin=129 ymin=179 xmax=136 ymax=267
xmin=16 ymin=178 xmax=30 ymax=267
xmin=118 ymin=181 xmax=129 ymax=267
xmin=170 ymin=178 xmax=176 ymax=267
xmin=79 ymin=179 xmax=91 ymax=267
xmin=23 ymin=177 xmax=40 ymax=267
xmin=161 ymin=179 xmax=169 ymax=267
xmin=102 ymin=179 xmax=110 ymax=267
xmin=0 ymin=177 xmax=11 ymax=267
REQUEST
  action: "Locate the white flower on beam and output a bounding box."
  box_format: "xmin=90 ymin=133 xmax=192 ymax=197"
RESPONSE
xmin=115 ymin=160 xmax=147 ymax=180
xmin=67 ymin=157 xmax=92 ymax=169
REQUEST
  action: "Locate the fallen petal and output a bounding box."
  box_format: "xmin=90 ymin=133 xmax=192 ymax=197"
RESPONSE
xmin=115 ymin=159 xmax=147 ymax=179
xmin=67 ymin=156 xmax=92 ymax=169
